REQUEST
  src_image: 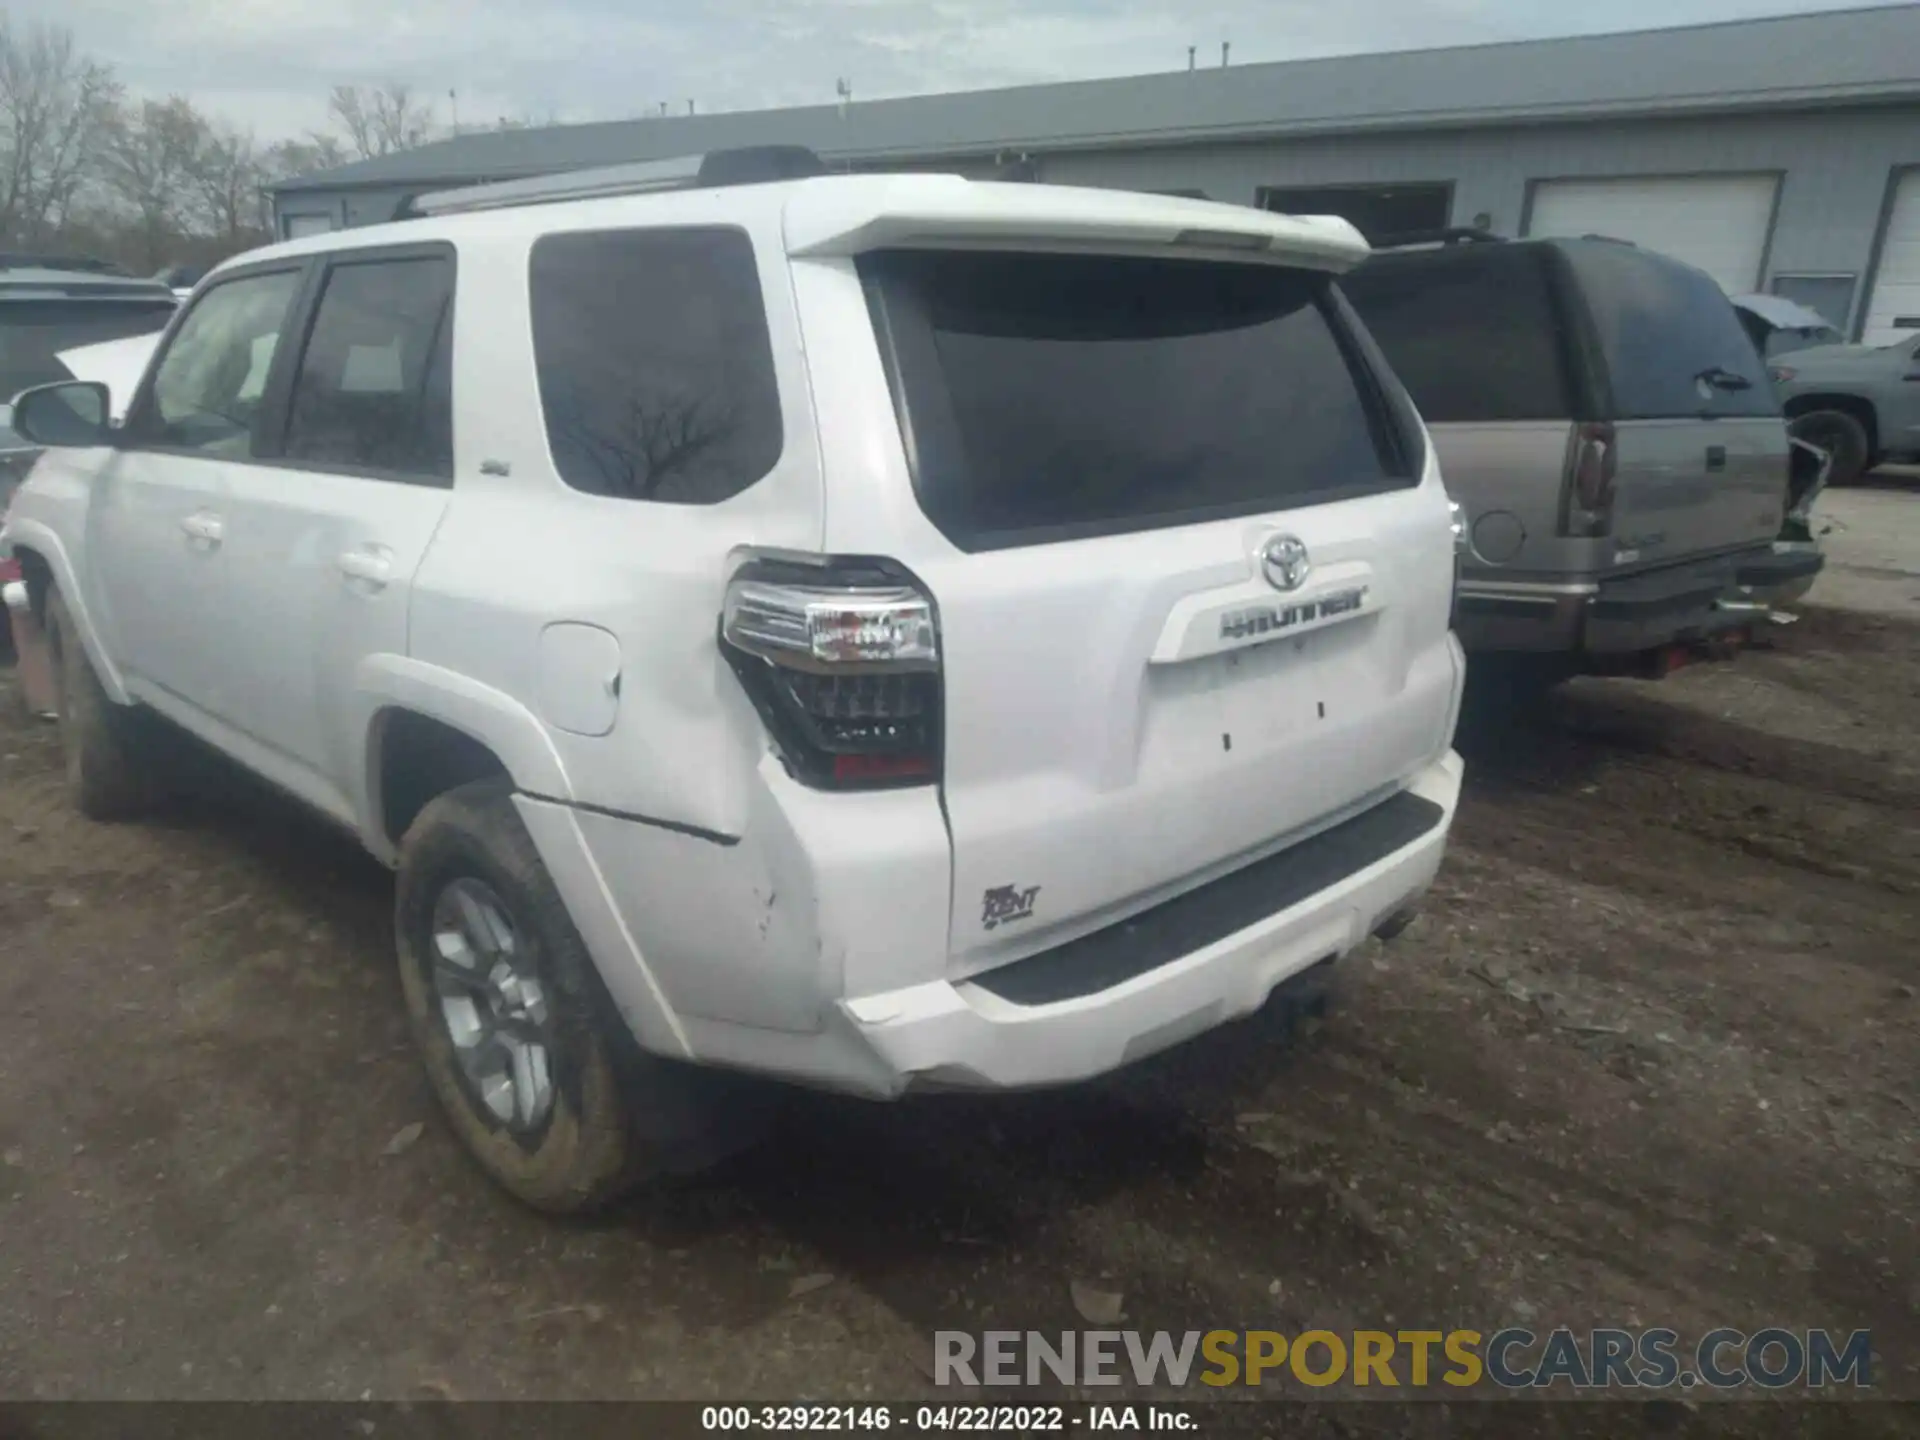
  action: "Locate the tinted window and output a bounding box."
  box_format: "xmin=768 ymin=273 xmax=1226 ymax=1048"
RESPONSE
xmin=1341 ymin=248 xmax=1573 ymax=422
xmin=1564 ymin=242 xmax=1775 ymax=418
xmin=143 ymin=271 xmax=302 ymax=456
xmin=283 ymin=256 xmax=454 ymax=479
xmin=0 ymin=299 xmax=176 ymax=404
xmin=864 ymin=250 xmax=1413 ymax=550
xmin=530 ymin=227 xmax=782 ymax=504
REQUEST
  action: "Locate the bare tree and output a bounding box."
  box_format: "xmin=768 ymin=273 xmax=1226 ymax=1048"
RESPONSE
xmin=100 ymin=96 xmax=211 ymax=271
xmin=546 ymin=388 xmax=739 ymax=500
xmin=263 ymin=133 xmax=348 ymax=183
xmin=327 ymin=83 xmax=435 ymax=160
xmin=193 ymin=123 xmax=270 ymax=244
xmin=0 ymin=17 xmax=121 ymax=246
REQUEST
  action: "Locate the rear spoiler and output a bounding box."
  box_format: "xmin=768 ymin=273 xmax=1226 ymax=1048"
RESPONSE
xmin=782 ymin=177 xmax=1369 ymax=271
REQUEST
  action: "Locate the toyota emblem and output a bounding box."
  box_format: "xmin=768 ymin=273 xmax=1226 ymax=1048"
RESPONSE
xmin=1260 ymin=535 xmax=1311 ymax=592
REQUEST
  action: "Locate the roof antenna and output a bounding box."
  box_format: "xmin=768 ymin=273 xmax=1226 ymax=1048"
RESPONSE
xmin=1222 ymin=40 xmax=1231 ymax=67
xmin=1187 ymin=45 xmax=1196 ymax=72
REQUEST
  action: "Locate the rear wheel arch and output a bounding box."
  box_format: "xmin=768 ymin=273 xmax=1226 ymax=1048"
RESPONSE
xmin=350 ymin=656 xmax=576 ymax=859
xmin=13 ymin=546 xmax=52 ymax=620
xmin=10 ymin=541 xmax=131 ymax=704
xmin=368 ymin=706 xmax=514 ymax=851
xmin=1783 ymin=392 xmax=1879 ymax=453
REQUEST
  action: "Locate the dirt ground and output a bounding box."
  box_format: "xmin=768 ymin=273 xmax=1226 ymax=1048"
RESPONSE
xmin=0 ymin=601 xmax=1915 ymax=1420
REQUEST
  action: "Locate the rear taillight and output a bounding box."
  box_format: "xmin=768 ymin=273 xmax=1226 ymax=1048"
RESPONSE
xmin=1563 ymin=421 xmax=1617 ymax=537
xmin=721 ymin=560 xmax=941 ymax=791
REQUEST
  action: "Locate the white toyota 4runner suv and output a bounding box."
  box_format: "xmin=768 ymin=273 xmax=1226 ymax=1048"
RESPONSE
xmin=3 ymin=148 xmax=1465 ymax=1212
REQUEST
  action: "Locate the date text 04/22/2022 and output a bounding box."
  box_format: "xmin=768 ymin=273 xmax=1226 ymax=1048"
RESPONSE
xmin=699 ymin=1405 xmax=1189 ymax=1432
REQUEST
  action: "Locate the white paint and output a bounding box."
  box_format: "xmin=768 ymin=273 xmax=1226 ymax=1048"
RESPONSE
xmin=535 ymin=622 xmax=622 ymax=737
xmin=1526 ymin=174 xmax=1778 ymax=292
xmin=1862 ymin=170 xmax=1920 ymax=346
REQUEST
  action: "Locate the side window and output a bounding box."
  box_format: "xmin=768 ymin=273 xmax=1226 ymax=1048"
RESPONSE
xmin=1340 ymin=249 xmax=1574 ymax=423
xmin=1565 ymin=243 xmax=1776 ymax=419
xmin=282 ymin=255 xmax=454 ymax=479
xmin=529 ymin=226 xmax=783 ymax=503
xmin=141 ymin=270 xmax=302 ymax=456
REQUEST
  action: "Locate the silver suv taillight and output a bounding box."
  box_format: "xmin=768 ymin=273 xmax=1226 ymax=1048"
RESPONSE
xmin=721 ymin=560 xmax=942 ymax=790
xmin=1562 ymin=421 xmax=1617 ymax=537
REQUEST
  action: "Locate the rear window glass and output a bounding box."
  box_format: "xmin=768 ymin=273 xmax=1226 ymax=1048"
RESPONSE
xmin=0 ymin=299 xmax=175 ymax=403
xmin=862 ymin=250 xmax=1414 ymax=550
xmin=1341 ymin=248 xmax=1573 ymax=422
xmin=529 ymin=227 xmax=783 ymax=504
xmin=1564 ymin=242 xmax=1776 ymax=419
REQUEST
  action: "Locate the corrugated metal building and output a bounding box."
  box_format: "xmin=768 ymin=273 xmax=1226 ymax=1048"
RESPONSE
xmin=270 ymin=4 xmax=1920 ymax=342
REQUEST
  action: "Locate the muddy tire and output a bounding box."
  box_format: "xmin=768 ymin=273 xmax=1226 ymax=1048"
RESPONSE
xmin=1789 ymin=409 xmax=1871 ymax=488
xmin=395 ymin=778 xmax=758 ymax=1213
xmin=45 ymin=589 xmax=160 ymax=820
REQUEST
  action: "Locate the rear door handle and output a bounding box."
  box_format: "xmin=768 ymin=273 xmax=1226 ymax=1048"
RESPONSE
xmin=179 ymin=511 xmax=224 ymax=548
xmin=336 ymin=546 xmax=392 ymax=590
xmin=1705 ymin=446 xmax=1727 ymax=472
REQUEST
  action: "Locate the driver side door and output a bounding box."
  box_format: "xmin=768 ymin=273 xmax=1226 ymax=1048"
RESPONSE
xmin=86 ymin=264 xmax=307 ymax=722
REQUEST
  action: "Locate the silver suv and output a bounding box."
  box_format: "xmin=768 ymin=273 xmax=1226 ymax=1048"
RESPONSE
xmin=1345 ymin=235 xmax=1810 ymax=677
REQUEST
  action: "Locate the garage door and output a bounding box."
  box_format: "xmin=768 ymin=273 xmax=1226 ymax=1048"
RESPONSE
xmin=1525 ymin=175 xmax=1778 ymax=293
xmin=281 ymin=213 xmax=335 ymax=240
xmin=1861 ymin=170 xmax=1920 ymax=346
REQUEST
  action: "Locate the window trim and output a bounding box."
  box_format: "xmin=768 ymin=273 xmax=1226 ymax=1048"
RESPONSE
xmin=259 ymin=240 xmax=459 ymax=490
xmin=119 ymin=257 xmax=316 ymax=462
xmin=861 ymin=250 xmax=1421 ymax=555
xmin=526 ymin=223 xmax=786 ymax=506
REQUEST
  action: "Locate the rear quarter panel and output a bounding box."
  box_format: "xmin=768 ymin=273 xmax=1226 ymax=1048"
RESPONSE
xmin=1427 ymin=419 xmax=1603 ymax=580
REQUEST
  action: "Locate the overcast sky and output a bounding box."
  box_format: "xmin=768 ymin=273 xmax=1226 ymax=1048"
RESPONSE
xmin=23 ymin=0 xmax=1882 ymax=143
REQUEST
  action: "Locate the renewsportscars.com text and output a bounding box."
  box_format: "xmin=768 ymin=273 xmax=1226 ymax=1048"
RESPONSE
xmin=933 ymin=1327 xmax=1873 ymax=1391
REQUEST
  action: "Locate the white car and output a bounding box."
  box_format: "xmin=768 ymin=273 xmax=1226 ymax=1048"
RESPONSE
xmin=2 ymin=149 xmax=1466 ymax=1212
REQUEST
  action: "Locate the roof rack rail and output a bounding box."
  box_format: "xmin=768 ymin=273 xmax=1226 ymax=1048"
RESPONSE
xmin=0 ymin=252 xmax=131 ymax=275
xmin=1370 ymin=227 xmax=1506 ymax=251
xmin=415 ymin=146 xmax=829 ymax=216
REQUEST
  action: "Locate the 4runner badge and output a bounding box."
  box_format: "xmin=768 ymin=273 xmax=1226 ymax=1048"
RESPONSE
xmin=1219 ymin=586 xmax=1368 ymax=642
xmin=981 ymin=884 xmax=1041 ymax=930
